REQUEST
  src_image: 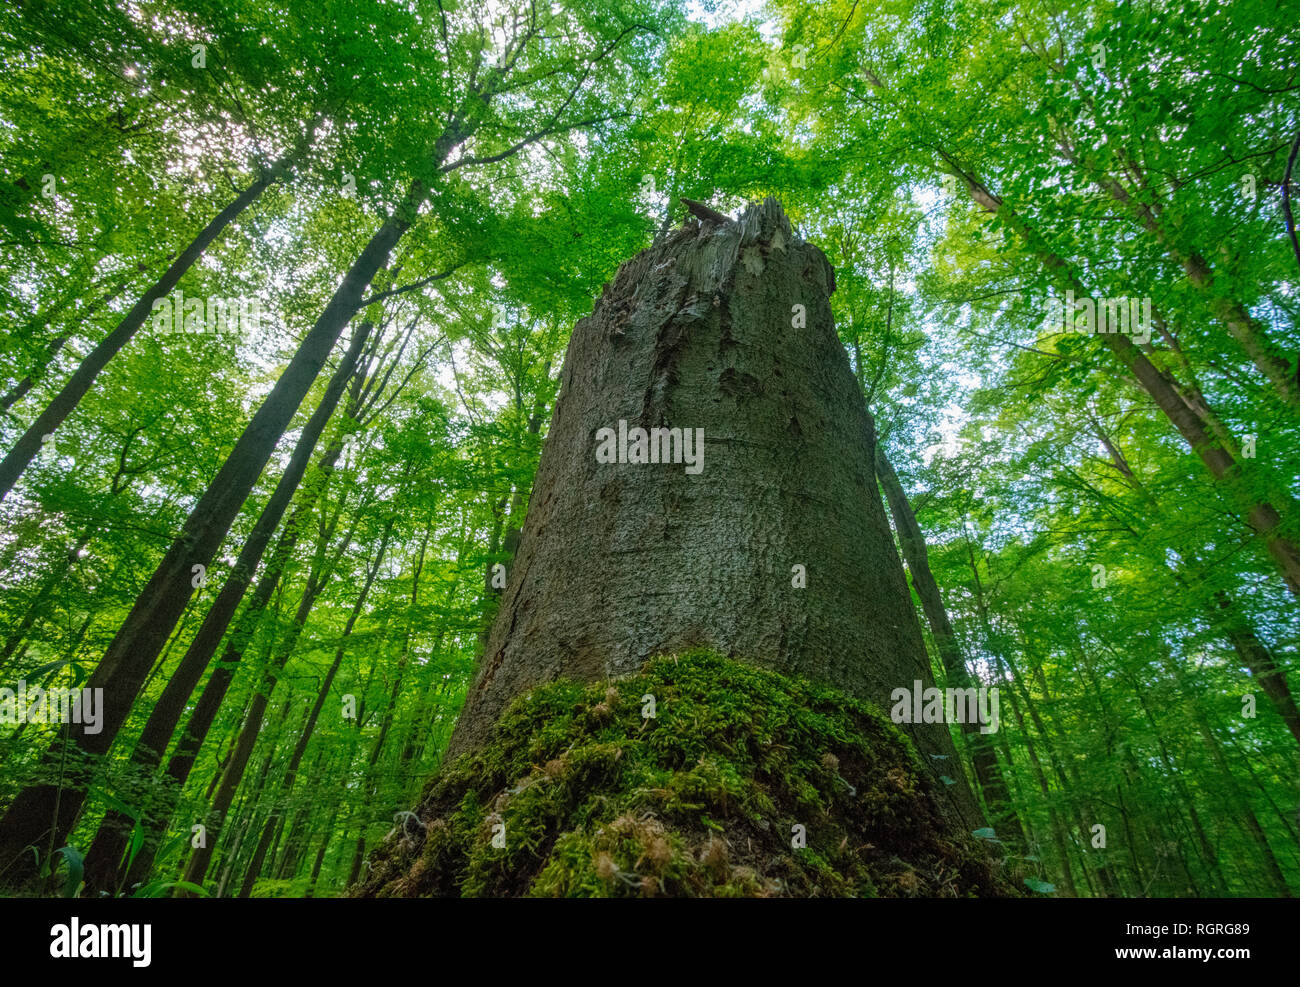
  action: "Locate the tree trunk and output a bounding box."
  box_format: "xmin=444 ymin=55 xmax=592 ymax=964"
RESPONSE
xmin=342 ymin=527 xmax=431 ymax=882
xmin=0 ymin=162 xmax=287 ymax=503
xmin=177 ymin=490 xmax=364 ymax=892
xmin=875 ymin=446 xmax=1024 ymax=843
xmin=1 ymin=265 xmax=149 ymax=415
xmin=941 ymin=152 xmax=1300 ymax=599
xmin=1063 ymin=141 xmax=1300 ymax=412
xmin=0 ymin=533 xmax=88 ymax=671
xmin=235 ymin=517 xmax=395 ymax=897
xmin=444 ymin=198 xmax=981 ymax=830
xmin=80 ymin=319 xmax=374 ymax=891
xmin=0 ymin=192 xmax=411 ymax=879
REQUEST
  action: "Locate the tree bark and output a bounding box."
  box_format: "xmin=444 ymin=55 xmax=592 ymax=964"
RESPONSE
xmin=235 ymin=516 xmax=395 ymax=897
xmin=1059 ymin=138 xmax=1300 ymax=412
xmin=942 ymin=154 xmax=1300 ymax=599
xmin=875 ymin=446 xmax=1024 ymax=843
xmin=444 ymin=198 xmax=981 ymax=830
xmin=0 ymin=180 xmax=417 ymax=878
xmin=0 ymin=269 xmax=141 ymax=415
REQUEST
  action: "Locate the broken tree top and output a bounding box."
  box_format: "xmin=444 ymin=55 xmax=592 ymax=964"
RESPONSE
xmin=445 ymin=194 xmax=977 ymax=829
xmin=681 ymin=196 xmax=734 ymax=226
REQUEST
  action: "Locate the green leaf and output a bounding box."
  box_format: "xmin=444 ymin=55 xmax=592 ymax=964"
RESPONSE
xmin=22 ymin=658 xmax=75 ymax=682
xmin=1024 ymin=877 xmax=1056 ymax=894
xmin=90 ymin=786 xmax=142 ymax=823
xmin=53 ymin=845 xmax=84 ymax=898
xmin=124 ymin=820 xmax=145 ymax=872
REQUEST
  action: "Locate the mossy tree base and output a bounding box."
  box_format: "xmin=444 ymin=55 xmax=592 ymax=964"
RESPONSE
xmin=352 ymin=652 xmax=1018 ymax=898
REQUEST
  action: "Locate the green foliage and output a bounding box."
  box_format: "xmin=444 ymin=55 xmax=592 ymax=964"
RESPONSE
xmin=50 ymin=845 xmax=83 ymax=898
xmin=0 ymin=0 xmax=1295 ymax=900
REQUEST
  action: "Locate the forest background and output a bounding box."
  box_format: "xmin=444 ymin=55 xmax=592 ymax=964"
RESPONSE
xmin=0 ymin=0 xmax=1296 ymax=898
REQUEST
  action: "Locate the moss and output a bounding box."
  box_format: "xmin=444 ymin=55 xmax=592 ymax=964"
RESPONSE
xmin=247 ymin=876 xmax=314 ymax=899
xmin=352 ymin=650 xmax=1018 ymax=898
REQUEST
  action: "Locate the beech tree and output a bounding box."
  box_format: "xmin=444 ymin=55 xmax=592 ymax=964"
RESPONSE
xmin=1 ymin=0 xmax=1295 ymax=900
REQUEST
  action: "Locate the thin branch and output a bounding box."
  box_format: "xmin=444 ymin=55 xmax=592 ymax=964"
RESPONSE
xmin=359 ymin=260 xmax=468 ymax=307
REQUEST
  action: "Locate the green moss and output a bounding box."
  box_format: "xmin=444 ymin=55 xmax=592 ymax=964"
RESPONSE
xmin=247 ymin=876 xmax=314 ymax=899
xmin=352 ymin=650 xmax=1017 ymax=898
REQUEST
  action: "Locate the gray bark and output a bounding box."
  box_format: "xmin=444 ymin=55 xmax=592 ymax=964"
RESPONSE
xmin=445 ymin=198 xmax=980 ymax=829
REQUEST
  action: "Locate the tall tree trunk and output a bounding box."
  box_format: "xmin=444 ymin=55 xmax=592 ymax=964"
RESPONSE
xmin=0 ymin=533 xmax=88 ymax=671
xmin=1211 ymin=592 xmax=1300 ymax=746
xmin=995 ymin=654 xmax=1080 ymax=897
xmin=929 ymin=145 xmax=1300 ymax=599
xmin=1 ymin=264 xmax=157 ymax=415
xmin=208 ymin=698 xmax=302 ymax=896
xmin=235 ymin=517 xmax=395 ymax=897
xmin=964 ymin=537 xmax=1078 ymax=894
xmin=179 ymin=497 xmax=365 ymax=890
xmin=343 ymin=526 xmax=431 ymax=883
xmin=875 ymin=446 xmax=1023 ymax=843
xmin=1089 ymin=418 xmax=1300 ymax=746
xmin=0 ymin=172 xmax=425 ymax=878
xmin=443 ymin=198 xmax=981 ymax=830
xmin=1148 ymin=647 xmax=1295 ymax=896
xmin=1117 ymin=661 xmax=1228 ymax=894
xmin=0 ymin=159 xmax=290 ymax=502
xmin=1014 ymin=634 xmax=1121 ymax=896
xmin=81 ymin=319 xmax=374 ymax=891
xmin=1059 ymin=138 xmax=1300 ymax=411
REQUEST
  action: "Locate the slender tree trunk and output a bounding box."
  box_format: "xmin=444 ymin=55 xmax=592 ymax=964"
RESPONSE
xmin=941 ymin=152 xmax=1300 ymax=598
xmin=1088 ymin=418 xmax=1300 ymax=746
xmin=305 ymin=819 xmax=336 ymax=898
xmin=0 ymin=160 xmax=289 ymax=502
xmin=1118 ymin=662 xmax=1228 ymax=894
xmin=875 ymin=447 xmax=1021 ymax=841
xmin=1 ymin=266 xmax=151 ymax=414
xmin=343 ymin=527 xmax=430 ymax=880
xmin=1063 ymin=141 xmax=1300 ymax=411
xmin=997 ymin=655 xmax=1079 ymax=896
xmin=183 ymin=688 xmax=298 ymax=893
xmin=209 ymin=701 xmax=301 ymax=897
xmin=1149 ymin=643 xmax=1296 ymax=896
xmin=0 ymin=175 xmax=422 ymax=878
xmin=0 ymin=534 xmax=88 ymax=670
xmin=964 ymin=536 xmax=1082 ymax=892
xmin=395 ymin=525 xmax=472 ymax=794
xmin=1013 ymin=636 xmax=1119 ymax=896
xmin=81 ymin=319 xmax=373 ymax=891
xmin=1211 ymin=592 xmax=1300 ymax=745
xmin=180 ymin=501 xmax=364 ymax=890
xmin=236 ymin=518 xmax=395 ymax=897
